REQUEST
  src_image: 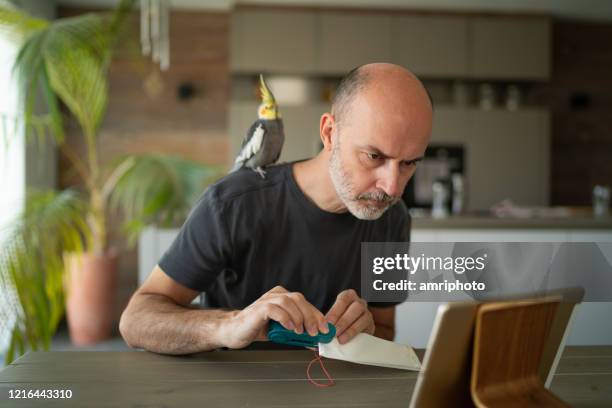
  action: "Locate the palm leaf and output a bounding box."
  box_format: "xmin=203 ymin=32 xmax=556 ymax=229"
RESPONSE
xmin=43 ymin=29 xmax=109 ymax=139
xmin=107 ymin=155 xmax=221 ymax=244
xmin=0 ymin=0 xmax=135 ymax=145
xmin=0 ymin=3 xmax=54 ymax=145
xmin=0 ymin=1 xmax=48 ymax=40
xmin=0 ymin=189 xmax=91 ymax=364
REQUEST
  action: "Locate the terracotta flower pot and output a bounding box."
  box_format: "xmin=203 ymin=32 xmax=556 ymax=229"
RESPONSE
xmin=64 ymin=250 xmax=118 ymax=345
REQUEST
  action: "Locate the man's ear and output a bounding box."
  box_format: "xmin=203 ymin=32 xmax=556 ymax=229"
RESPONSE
xmin=319 ymin=112 xmax=335 ymax=152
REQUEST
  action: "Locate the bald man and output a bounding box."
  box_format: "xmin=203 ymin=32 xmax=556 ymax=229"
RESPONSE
xmin=119 ymin=63 xmax=433 ymax=354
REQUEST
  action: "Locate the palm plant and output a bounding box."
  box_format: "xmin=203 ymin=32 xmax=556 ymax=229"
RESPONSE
xmin=0 ymin=1 xmax=219 ymax=364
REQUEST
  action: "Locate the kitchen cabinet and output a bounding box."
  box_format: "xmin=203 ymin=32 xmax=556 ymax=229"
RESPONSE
xmin=429 ymin=106 xmax=471 ymax=145
xmin=392 ymin=15 xmax=469 ymax=77
xmin=426 ymin=107 xmax=549 ymax=212
xmin=469 ymin=17 xmax=550 ymax=80
xmin=278 ymin=105 xmax=326 ymax=162
xmin=230 ymin=9 xmax=317 ymax=74
xmin=231 ymin=10 xmax=550 ymax=80
xmin=466 ymin=108 xmax=549 ymax=210
xmin=317 ymin=12 xmax=392 ymax=74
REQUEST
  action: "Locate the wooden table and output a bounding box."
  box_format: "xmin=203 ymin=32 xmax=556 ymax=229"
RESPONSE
xmin=0 ymin=347 xmax=610 ymax=407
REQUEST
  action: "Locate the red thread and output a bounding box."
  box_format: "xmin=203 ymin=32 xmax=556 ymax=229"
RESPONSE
xmin=306 ymin=349 xmax=335 ymax=387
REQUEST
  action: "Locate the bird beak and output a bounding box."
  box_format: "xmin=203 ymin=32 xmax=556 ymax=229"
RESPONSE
xmin=259 ymin=74 xmax=276 ymax=105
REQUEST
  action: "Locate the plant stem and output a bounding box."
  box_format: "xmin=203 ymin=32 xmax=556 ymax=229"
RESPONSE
xmin=85 ymin=128 xmax=100 ymax=188
xmin=88 ymin=188 xmax=107 ymax=255
xmin=83 ymin=127 xmax=107 ymax=255
xmin=59 ymin=143 xmax=94 ymax=192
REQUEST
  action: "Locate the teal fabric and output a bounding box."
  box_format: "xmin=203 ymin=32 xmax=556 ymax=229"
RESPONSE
xmin=267 ymin=321 xmax=336 ymax=348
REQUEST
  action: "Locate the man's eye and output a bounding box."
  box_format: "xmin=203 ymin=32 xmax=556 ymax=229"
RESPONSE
xmin=366 ymin=152 xmax=380 ymax=160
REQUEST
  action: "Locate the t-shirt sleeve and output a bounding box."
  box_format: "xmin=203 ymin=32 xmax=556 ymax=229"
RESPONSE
xmin=157 ymin=189 xmax=232 ymax=292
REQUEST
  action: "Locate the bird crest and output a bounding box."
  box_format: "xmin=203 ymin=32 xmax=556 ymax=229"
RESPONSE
xmin=258 ymin=74 xmax=281 ymax=120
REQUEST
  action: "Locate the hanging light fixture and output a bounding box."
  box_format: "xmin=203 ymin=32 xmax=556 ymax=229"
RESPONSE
xmin=140 ymin=0 xmax=170 ymax=71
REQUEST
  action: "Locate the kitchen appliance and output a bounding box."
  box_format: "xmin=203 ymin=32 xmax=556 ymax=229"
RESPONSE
xmin=403 ymin=145 xmax=465 ymax=211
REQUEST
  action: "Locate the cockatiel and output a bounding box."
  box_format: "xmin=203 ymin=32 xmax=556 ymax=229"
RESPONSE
xmin=230 ymin=75 xmax=285 ymax=178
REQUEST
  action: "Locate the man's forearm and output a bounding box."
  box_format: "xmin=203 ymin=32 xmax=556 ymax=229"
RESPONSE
xmin=119 ymin=293 xmax=236 ymax=354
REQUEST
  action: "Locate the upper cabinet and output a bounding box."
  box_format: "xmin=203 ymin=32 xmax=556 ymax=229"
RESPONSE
xmin=230 ymin=9 xmax=317 ymax=74
xmin=230 ymin=8 xmax=550 ymax=80
xmin=469 ymin=17 xmax=551 ymax=80
xmin=318 ymin=13 xmax=392 ymax=74
xmin=392 ymin=16 xmax=469 ymax=77
xmin=466 ymin=108 xmax=550 ymax=210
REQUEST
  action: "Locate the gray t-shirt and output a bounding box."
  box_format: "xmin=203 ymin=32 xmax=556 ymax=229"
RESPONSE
xmin=158 ymin=162 xmax=410 ymax=313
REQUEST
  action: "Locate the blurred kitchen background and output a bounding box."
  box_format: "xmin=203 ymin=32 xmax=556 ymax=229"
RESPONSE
xmin=1 ymin=0 xmax=611 ymax=360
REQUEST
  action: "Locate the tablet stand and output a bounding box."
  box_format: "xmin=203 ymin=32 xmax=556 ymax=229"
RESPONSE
xmin=470 ymin=300 xmax=570 ymax=408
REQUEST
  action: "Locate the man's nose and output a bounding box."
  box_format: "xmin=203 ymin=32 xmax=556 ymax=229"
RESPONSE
xmin=376 ymin=162 xmax=401 ymax=198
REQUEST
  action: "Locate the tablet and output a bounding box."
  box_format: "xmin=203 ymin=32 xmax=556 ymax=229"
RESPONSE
xmin=408 ymin=287 xmax=584 ymax=408
xmin=409 ymin=301 xmax=478 ymax=408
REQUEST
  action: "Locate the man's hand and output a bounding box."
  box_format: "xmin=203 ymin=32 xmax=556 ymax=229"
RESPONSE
xmin=225 ymin=285 xmax=329 ymax=349
xmin=326 ymin=289 xmax=375 ymax=344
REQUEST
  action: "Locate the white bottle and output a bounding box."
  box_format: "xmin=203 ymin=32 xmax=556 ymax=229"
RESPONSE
xmin=432 ymin=180 xmax=449 ymax=219
xmin=451 ymin=173 xmax=464 ymax=215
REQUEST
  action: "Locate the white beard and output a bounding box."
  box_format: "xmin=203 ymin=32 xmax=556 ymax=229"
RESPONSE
xmin=328 ymin=138 xmax=399 ymax=220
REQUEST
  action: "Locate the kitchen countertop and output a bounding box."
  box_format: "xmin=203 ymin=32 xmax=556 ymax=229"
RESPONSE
xmin=412 ymin=215 xmax=612 ymax=230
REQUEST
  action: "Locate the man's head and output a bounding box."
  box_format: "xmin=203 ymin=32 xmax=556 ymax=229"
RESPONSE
xmin=321 ymin=63 xmax=433 ymax=220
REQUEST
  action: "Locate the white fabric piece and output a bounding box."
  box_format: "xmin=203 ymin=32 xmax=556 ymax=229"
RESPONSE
xmin=318 ymin=333 xmax=421 ymax=371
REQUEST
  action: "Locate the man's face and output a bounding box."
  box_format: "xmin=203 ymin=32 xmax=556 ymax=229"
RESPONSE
xmin=328 ymin=91 xmax=432 ymax=220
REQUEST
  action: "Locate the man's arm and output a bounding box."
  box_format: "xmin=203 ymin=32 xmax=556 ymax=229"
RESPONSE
xmin=119 ymin=266 xmax=234 ymax=354
xmin=119 ymin=266 xmax=329 ymax=354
